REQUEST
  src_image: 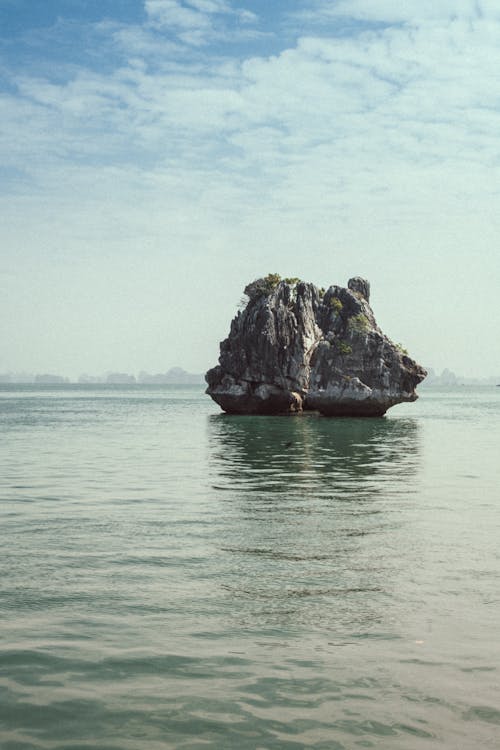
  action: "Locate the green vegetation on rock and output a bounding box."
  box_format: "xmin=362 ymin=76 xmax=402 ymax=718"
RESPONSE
xmin=348 ymin=313 xmax=370 ymax=333
xmin=263 ymin=273 xmax=281 ymax=292
xmin=244 ymin=273 xmax=282 ymax=300
xmin=334 ymin=340 xmax=352 ymax=355
xmin=329 ymin=297 xmax=343 ymax=312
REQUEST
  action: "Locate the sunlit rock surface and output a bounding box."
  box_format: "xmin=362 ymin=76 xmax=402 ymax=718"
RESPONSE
xmin=206 ymin=276 xmax=426 ymax=416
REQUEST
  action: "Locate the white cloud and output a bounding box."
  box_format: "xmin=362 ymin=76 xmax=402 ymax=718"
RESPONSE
xmin=293 ymin=0 xmax=500 ymax=24
xmin=186 ymin=0 xmax=231 ymax=13
xmin=145 ymin=0 xmax=211 ymax=30
xmin=101 ymin=21 xmax=185 ymax=59
xmin=144 ymin=0 xmax=258 ymax=45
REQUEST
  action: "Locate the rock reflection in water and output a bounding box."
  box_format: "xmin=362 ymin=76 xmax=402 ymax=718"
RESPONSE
xmin=208 ymin=414 xmax=421 ymax=633
xmin=209 ymin=413 xmax=420 ymax=497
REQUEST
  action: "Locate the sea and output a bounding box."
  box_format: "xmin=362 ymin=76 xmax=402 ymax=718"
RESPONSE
xmin=1 ymin=384 xmax=499 ymax=750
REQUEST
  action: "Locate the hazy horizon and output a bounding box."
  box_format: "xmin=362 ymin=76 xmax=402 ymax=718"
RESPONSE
xmin=2 ymin=1 xmax=500 ymax=379
xmin=1 ymin=365 xmax=499 ymax=386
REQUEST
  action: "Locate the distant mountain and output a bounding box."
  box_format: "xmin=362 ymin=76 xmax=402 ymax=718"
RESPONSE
xmin=77 ymin=368 xmax=205 ymax=385
xmin=138 ymin=368 xmax=204 ymax=384
xmin=0 ymin=373 xmax=35 ymax=383
xmin=34 ymin=374 xmax=69 ymax=384
xmin=105 ymin=372 xmax=137 ymax=384
xmin=421 ymin=368 xmax=500 ymax=386
xmin=0 ymin=373 xmax=69 ymax=384
xmin=77 ymin=374 xmax=105 ymax=384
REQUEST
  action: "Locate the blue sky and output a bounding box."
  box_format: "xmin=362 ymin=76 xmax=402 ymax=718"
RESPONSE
xmin=1 ymin=0 xmax=500 ymax=378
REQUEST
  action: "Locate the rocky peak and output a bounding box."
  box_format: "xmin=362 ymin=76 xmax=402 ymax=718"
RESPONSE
xmin=348 ymin=276 xmax=370 ymax=302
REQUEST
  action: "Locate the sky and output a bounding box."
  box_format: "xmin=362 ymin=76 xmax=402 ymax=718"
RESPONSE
xmin=1 ymin=0 xmax=499 ymax=379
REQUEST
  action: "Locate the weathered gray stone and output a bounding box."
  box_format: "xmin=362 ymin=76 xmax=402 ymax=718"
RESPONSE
xmin=206 ymin=276 xmax=426 ymax=416
xmin=348 ymin=276 xmax=370 ymax=302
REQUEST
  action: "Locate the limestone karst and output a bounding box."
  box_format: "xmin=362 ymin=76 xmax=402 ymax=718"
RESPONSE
xmin=206 ymin=275 xmax=426 ymax=416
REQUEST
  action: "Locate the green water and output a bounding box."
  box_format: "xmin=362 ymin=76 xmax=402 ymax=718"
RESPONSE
xmin=1 ymin=385 xmax=499 ymax=749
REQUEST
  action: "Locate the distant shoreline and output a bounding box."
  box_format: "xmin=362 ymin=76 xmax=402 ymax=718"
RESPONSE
xmin=0 ymin=368 xmax=205 ymax=386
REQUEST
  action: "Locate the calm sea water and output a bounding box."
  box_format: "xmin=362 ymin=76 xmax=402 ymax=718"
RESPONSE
xmin=1 ymin=384 xmax=499 ymax=749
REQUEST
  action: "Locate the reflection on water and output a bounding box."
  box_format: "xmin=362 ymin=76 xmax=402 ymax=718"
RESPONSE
xmin=208 ymin=414 xmax=421 ymax=634
xmin=209 ymin=413 xmax=420 ymax=498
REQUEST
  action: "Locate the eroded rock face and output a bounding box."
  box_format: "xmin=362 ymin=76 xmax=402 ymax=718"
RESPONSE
xmin=206 ymin=277 xmax=426 ymax=416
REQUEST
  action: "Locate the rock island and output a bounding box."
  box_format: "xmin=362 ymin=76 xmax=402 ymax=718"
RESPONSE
xmin=206 ymin=275 xmax=426 ymax=416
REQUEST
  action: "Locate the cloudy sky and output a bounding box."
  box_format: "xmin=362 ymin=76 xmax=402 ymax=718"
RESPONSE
xmin=1 ymin=0 xmax=499 ymax=378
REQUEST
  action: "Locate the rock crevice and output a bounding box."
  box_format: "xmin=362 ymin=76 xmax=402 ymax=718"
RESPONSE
xmin=206 ymin=276 xmax=426 ymax=416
